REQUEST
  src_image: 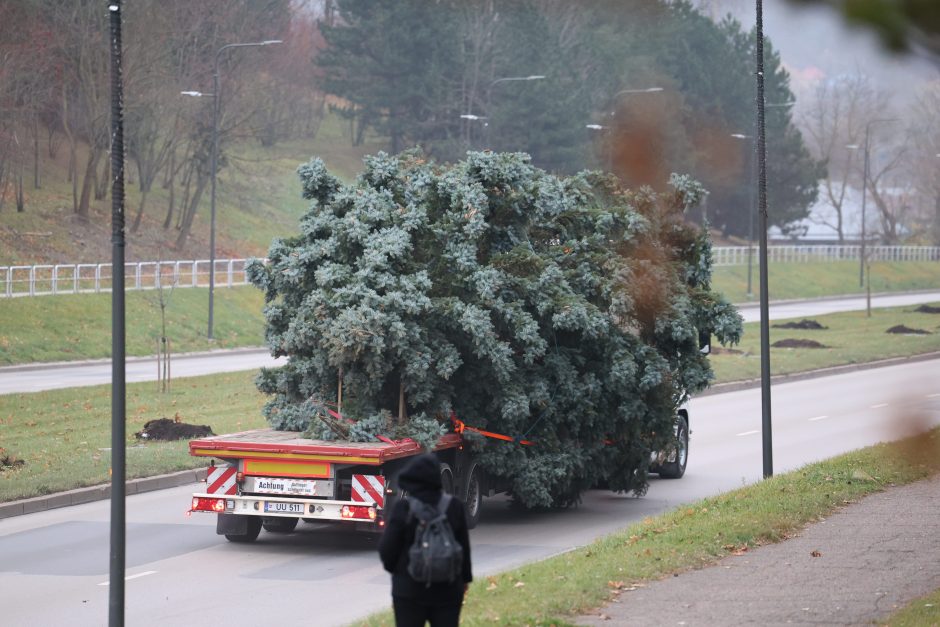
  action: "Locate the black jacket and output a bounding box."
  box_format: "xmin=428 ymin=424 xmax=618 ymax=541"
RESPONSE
xmin=378 ymin=454 xmax=473 ymax=604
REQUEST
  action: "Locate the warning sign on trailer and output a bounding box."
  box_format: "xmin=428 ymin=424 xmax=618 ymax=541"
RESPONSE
xmin=244 ymin=476 xmax=333 ymax=497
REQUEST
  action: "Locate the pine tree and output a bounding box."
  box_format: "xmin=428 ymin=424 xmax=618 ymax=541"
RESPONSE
xmin=247 ymin=151 xmax=742 ymax=507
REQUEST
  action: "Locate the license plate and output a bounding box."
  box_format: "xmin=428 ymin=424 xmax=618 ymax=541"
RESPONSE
xmin=264 ymin=501 xmax=304 ymax=514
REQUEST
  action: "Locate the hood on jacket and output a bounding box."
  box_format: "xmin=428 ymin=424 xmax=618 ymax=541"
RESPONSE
xmin=397 ymin=453 xmax=442 ymax=503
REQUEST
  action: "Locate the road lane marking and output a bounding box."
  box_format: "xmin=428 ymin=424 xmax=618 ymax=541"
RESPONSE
xmin=97 ymin=571 xmax=157 ymax=586
xmin=927 ymin=393 xmax=940 ymax=398
xmin=736 ymin=430 xmax=759 ymax=437
xmin=870 ymin=403 xmax=889 ymax=409
xmin=808 ymin=415 xmax=829 ymax=422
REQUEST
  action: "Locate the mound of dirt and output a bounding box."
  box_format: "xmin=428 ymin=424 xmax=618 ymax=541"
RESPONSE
xmin=772 ymin=319 xmax=828 ymax=330
xmin=772 ymin=338 xmax=828 ymax=349
xmin=0 ymin=452 xmax=25 ymax=471
xmin=135 ymin=417 xmax=213 ymax=441
xmin=886 ymin=325 xmax=931 ymax=335
xmin=914 ymin=304 xmax=940 ymax=314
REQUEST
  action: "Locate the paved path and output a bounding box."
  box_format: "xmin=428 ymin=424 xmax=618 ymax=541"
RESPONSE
xmin=736 ymin=290 xmax=940 ymax=323
xmin=578 ymin=474 xmax=940 ymax=626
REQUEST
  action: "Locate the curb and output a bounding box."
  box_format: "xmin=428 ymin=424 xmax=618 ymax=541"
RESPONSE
xmin=698 ymin=350 xmax=940 ymax=397
xmin=0 ymin=347 xmax=269 ymax=374
xmin=0 ymin=467 xmax=207 ymax=520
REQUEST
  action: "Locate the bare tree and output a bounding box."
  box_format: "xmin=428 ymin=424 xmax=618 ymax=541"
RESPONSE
xmin=907 ymin=83 xmax=940 ymax=244
xmin=802 ymin=72 xmax=887 ymax=242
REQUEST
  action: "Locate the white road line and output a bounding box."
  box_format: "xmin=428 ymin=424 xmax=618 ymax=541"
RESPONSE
xmin=736 ymin=430 xmax=760 ymax=437
xmin=927 ymin=393 xmax=940 ymax=398
xmin=97 ymin=571 xmax=157 ymax=586
xmin=870 ymin=403 xmax=889 ymax=409
xmin=808 ymin=415 xmax=829 ymax=422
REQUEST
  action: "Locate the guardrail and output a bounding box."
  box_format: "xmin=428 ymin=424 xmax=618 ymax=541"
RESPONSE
xmin=711 ymin=245 xmax=940 ymax=266
xmin=0 ymin=258 xmax=253 ymax=298
xmin=2 ymin=246 xmax=938 ymax=297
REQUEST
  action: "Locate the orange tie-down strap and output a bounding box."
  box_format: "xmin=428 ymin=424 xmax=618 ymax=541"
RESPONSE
xmin=450 ymin=413 xmax=536 ymax=446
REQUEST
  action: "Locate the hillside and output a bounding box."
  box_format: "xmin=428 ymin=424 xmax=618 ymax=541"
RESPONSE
xmin=0 ymin=114 xmax=383 ymax=266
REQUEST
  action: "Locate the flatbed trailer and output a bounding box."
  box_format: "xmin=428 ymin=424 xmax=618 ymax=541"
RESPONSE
xmin=188 ymin=407 xmax=690 ymax=542
xmin=188 ymin=428 xmax=486 ymax=542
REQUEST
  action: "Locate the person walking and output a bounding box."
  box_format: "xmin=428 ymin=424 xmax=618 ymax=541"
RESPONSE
xmin=379 ymin=453 xmax=473 ymax=627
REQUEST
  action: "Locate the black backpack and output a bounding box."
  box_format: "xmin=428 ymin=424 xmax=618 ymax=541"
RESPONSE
xmin=406 ymin=494 xmax=464 ymax=586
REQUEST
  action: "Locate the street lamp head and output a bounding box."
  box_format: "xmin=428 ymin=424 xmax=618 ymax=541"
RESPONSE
xmin=262 ymin=40 xmax=283 ymax=45
xmin=846 ymin=144 xmax=860 ymax=150
xmin=730 ymin=133 xmax=749 ymax=139
xmin=526 ymin=75 xmax=546 ymax=80
xmin=180 ymin=91 xmax=205 ymax=97
xmin=586 ymin=124 xmax=606 ymax=130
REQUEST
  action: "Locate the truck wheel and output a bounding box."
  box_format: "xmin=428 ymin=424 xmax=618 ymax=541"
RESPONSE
xmin=262 ymin=517 xmax=299 ymax=533
xmin=462 ymin=463 xmax=483 ymax=529
xmin=658 ymin=414 xmax=689 ymax=479
xmin=440 ymin=462 xmax=456 ymax=495
xmin=224 ymin=516 xmax=262 ymax=543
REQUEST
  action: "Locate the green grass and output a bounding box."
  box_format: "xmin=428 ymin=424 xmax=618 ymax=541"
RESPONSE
xmin=356 ymin=429 xmax=940 ymax=626
xmin=712 ymin=260 xmax=940 ymax=304
xmin=881 ymin=587 xmax=940 ymax=626
xmin=0 ymin=286 xmax=265 ymax=365
xmin=0 ymin=371 xmax=267 ymax=502
xmin=709 ymin=301 xmax=940 ymax=383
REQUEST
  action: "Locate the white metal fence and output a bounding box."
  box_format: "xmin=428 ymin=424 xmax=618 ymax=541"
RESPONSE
xmin=2 ymin=247 xmax=938 ymax=297
xmin=0 ymin=258 xmax=253 ymax=298
xmin=711 ymin=245 xmax=940 ymax=266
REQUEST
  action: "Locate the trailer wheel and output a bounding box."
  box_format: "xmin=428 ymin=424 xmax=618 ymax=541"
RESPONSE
xmin=462 ymin=463 xmax=483 ymax=529
xmin=224 ymin=516 xmax=262 ymax=543
xmin=657 ymin=414 xmax=689 ymax=479
xmin=440 ymin=462 xmax=456 ymax=495
xmin=262 ymin=517 xmax=299 ymax=533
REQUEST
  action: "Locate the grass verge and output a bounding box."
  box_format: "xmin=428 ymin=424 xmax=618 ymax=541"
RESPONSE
xmin=0 ymin=286 xmax=265 ymax=365
xmin=712 ymin=260 xmax=940 ymax=303
xmin=709 ymin=301 xmax=940 ymax=383
xmin=881 ymin=587 xmax=940 ymax=626
xmin=355 ymin=429 xmax=940 ymax=626
xmin=0 ymin=371 xmax=267 ymax=502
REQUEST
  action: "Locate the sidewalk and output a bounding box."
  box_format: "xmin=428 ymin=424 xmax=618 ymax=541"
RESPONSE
xmin=577 ymin=473 xmax=940 ymax=626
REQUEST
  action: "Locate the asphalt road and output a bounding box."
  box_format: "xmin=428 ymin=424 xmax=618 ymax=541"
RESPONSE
xmin=3 ymin=291 xmax=939 ymax=397
xmin=2 ymin=358 xmax=938 ymax=626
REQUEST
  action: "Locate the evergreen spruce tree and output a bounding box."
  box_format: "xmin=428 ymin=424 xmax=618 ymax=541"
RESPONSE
xmin=247 ymin=151 xmax=742 ymax=508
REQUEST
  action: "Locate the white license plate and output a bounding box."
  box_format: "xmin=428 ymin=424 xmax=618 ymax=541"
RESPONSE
xmin=264 ymin=501 xmax=304 ymax=514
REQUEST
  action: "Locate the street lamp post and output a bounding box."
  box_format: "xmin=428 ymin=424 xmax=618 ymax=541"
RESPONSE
xmin=731 ymin=133 xmax=756 ymax=299
xmin=478 ymin=75 xmax=545 ymax=148
xmin=190 ymin=39 xmax=281 ymax=340
xmin=856 ymin=118 xmax=897 ymax=288
xmin=207 ymin=40 xmax=281 ymax=340
xmin=586 ymin=124 xmax=611 ymax=171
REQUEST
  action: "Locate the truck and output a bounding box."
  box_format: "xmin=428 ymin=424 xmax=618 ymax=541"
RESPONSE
xmin=188 ymin=409 xmax=691 ymax=542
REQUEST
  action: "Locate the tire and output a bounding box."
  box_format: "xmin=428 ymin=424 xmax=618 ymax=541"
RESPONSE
xmin=658 ymin=414 xmax=689 ymax=479
xmin=461 ymin=463 xmax=483 ymax=529
xmin=440 ymin=462 xmax=456 ymax=495
xmin=224 ymin=516 xmax=262 ymax=543
xmin=262 ymin=516 xmax=299 ymax=533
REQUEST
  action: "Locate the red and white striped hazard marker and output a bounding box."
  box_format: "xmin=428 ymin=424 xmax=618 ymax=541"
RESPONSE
xmin=206 ymin=465 xmax=237 ymax=495
xmin=351 ymin=474 xmax=385 ymax=507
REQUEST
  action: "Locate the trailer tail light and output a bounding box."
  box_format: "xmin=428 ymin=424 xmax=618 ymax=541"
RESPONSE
xmin=340 ymin=505 xmax=377 ymax=520
xmin=191 ymin=497 xmax=227 ymax=513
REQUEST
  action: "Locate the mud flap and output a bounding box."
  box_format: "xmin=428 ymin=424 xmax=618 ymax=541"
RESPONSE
xmin=216 ymin=512 xmax=252 ymax=536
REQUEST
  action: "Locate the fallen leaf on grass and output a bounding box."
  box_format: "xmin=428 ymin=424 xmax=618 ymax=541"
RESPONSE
xmin=811 ymin=550 xmax=822 ymax=557
xmin=513 ymin=581 xmax=525 ymax=588
xmin=608 ymin=580 xmax=625 ymax=590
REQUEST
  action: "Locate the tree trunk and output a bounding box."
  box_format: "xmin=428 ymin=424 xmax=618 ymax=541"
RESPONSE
xmin=174 ymin=172 xmax=207 ymax=249
xmin=33 ymin=114 xmax=41 ymax=189
xmin=131 ymin=186 xmax=149 ymax=233
xmin=76 ymin=149 xmax=100 ymax=220
xmin=15 ymin=167 xmax=25 ymax=212
xmin=0 ymin=161 xmax=7 ymax=212
xmin=94 ymin=156 xmax=109 ymax=201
